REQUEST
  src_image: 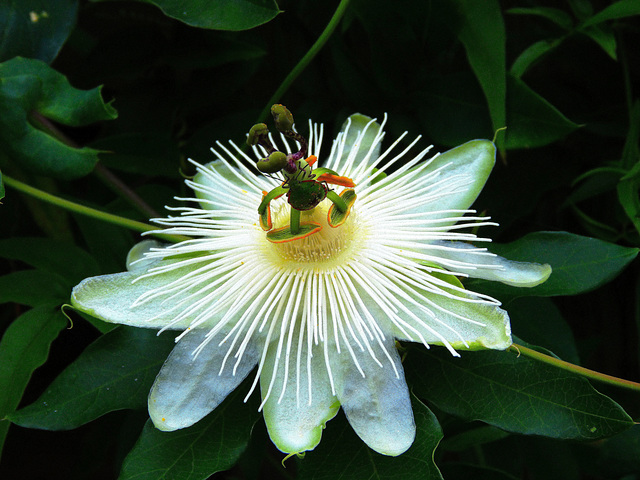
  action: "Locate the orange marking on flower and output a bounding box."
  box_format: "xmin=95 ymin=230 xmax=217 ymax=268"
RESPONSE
xmin=305 ymin=155 xmax=318 ymax=166
xmin=316 ymin=173 xmax=356 ymax=188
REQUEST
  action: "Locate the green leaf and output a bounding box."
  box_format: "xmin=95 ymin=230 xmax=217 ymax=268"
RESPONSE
xmin=467 ymin=231 xmax=639 ymax=297
xmin=510 ymin=39 xmax=562 ymax=79
xmin=507 ymin=297 xmax=580 ymax=364
xmin=507 ymin=7 xmax=574 ymax=30
xmin=581 ymin=24 xmax=618 ymax=59
xmin=0 ymin=0 xmax=78 ymax=63
xmin=0 ymin=57 xmax=117 ymax=179
xmin=590 ymin=424 xmax=640 ymax=477
xmin=505 ymin=75 xmax=581 ymax=148
xmin=0 ymin=306 xmax=67 ymax=455
xmin=118 ymin=389 xmax=260 ymax=480
xmin=0 ymin=270 xmax=68 ymax=306
xmin=0 ymin=168 xmax=4 ymax=200
xmin=617 ymin=101 xmax=640 ymax=236
xmin=9 ymin=326 xmax=174 ymax=430
xmin=123 ymin=0 xmax=280 ymax=30
xmin=299 ymin=395 xmax=444 ymax=480
xmin=440 ymin=463 xmax=519 ymax=480
xmin=453 ymin=0 xmax=506 ymax=153
xmin=581 ymin=0 xmax=640 ymax=27
xmin=407 ymin=347 xmax=634 ymax=440
xmin=0 ymin=237 xmax=100 ymax=286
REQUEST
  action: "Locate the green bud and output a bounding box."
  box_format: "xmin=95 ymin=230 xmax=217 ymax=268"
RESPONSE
xmin=247 ymin=123 xmax=269 ymax=146
xmin=257 ymin=151 xmax=288 ymax=173
xmin=271 ymin=104 xmax=294 ymax=131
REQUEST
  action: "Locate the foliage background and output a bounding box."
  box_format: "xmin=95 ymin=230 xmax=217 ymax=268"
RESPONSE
xmin=1 ymin=0 xmax=640 ymax=479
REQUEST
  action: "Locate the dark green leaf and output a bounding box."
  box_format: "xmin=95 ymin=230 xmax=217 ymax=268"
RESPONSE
xmin=581 ymin=24 xmax=618 ymax=60
xmin=505 ymin=75 xmax=581 ymax=149
xmin=9 ymin=326 xmax=174 ymax=430
xmin=467 ymin=231 xmax=639 ymax=297
xmin=453 ymin=0 xmax=506 ymax=152
xmin=439 ymin=425 xmax=510 ymax=452
xmin=0 ymin=237 xmax=100 ymax=286
xmin=591 ymin=424 xmax=640 ymax=477
xmin=0 ymin=270 xmax=68 ymax=306
xmin=0 ymin=0 xmax=78 ymax=63
xmin=507 ymin=297 xmax=580 ymax=364
xmin=125 ymin=0 xmax=280 ymax=30
xmin=617 ymin=101 xmax=640 ymax=236
xmin=510 ymin=40 xmax=561 ymax=79
xmin=507 ymin=7 xmax=574 ymax=30
xmin=118 ymin=389 xmax=260 ymax=480
xmin=407 ymin=347 xmax=633 ymax=440
xmin=440 ymin=463 xmax=519 ymax=480
xmin=0 ymin=306 xmax=67 ymax=454
xmin=299 ymin=395 xmax=444 ymax=480
xmin=581 ymin=0 xmax=640 ymax=27
xmin=0 ymin=57 xmax=117 ymax=179
xmin=0 ymin=168 xmax=4 ymax=200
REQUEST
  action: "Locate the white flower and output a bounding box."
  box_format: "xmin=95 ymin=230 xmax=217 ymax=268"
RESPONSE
xmin=71 ymin=113 xmax=551 ymax=456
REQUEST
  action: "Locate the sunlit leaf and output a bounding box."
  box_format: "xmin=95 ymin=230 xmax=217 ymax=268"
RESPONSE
xmin=0 ymin=306 xmax=66 ymax=455
xmin=0 ymin=57 xmax=117 ymax=179
xmin=407 ymin=347 xmax=634 ymax=440
xmin=118 ymin=389 xmax=260 ymax=480
xmin=0 ymin=0 xmax=78 ymax=63
xmin=9 ymin=327 xmax=174 ymax=430
xmin=299 ymin=395 xmax=444 ymax=480
xmin=119 ymin=0 xmax=280 ymax=30
xmin=467 ymin=231 xmax=639 ymax=297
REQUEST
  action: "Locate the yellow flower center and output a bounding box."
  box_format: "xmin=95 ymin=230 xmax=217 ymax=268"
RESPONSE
xmin=260 ymin=199 xmax=365 ymax=271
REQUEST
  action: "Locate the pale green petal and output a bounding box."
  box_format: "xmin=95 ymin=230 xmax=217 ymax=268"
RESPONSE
xmin=149 ymin=328 xmax=260 ymax=431
xmin=261 ymin=334 xmax=339 ymax=454
xmin=393 ymin=290 xmax=512 ymax=351
xmin=431 ymin=240 xmax=552 ymax=287
xmin=126 ymin=240 xmax=164 ymax=272
xmin=407 ymin=139 xmax=496 ymax=217
xmin=71 ymin=264 xmax=198 ymax=329
xmin=327 ymin=114 xmax=382 ymax=174
xmin=329 ymin=336 xmax=415 ymax=456
xmin=193 ymin=160 xmax=255 ymax=213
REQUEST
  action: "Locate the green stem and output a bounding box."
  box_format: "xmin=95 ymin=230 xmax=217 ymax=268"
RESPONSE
xmin=257 ymin=0 xmax=352 ymax=123
xmin=3 ymin=175 xmax=188 ymax=243
xmin=509 ymin=343 xmax=640 ymax=392
xmin=29 ymin=111 xmax=159 ymax=218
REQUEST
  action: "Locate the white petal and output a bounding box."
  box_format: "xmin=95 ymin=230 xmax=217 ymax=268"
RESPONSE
xmin=430 ymin=241 xmax=552 ymax=287
xmin=71 ymin=263 xmax=202 ymax=329
xmin=404 ymin=139 xmax=496 ymax=218
xmin=260 ymin=334 xmax=339 ymax=454
xmin=148 ymin=328 xmax=260 ymax=431
xmin=126 ymin=240 xmax=165 ymax=272
xmin=327 ymin=114 xmax=382 ymax=176
xmin=330 ymin=336 xmax=415 ymax=456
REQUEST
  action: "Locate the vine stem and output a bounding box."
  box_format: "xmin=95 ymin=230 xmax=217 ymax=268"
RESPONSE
xmin=257 ymin=0 xmax=352 ymax=123
xmin=29 ymin=111 xmax=159 ymax=218
xmin=510 ymin=343 xmax=640 ymax=392
xmin=3 ymin=175 xmax=188 ymax=243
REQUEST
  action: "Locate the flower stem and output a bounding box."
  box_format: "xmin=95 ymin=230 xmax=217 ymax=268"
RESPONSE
xmin=509 ymin=343 xmax=640 ymax=392
xmin=257 ymin=0 xmax=352 ymax=123
xmin=3 ymin=175 xmax=188 ymax=243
